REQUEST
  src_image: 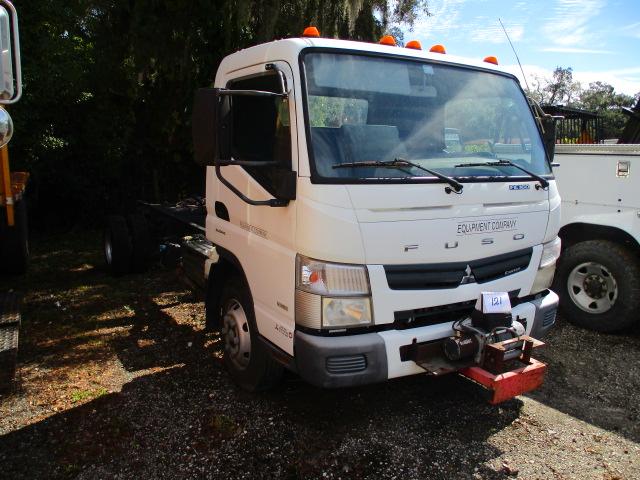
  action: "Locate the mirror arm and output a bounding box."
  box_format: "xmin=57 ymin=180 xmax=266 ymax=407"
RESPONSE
xmin=217 ymin=158 xmax=280 ymax=168
xmin=217 ymin=88 xmax=286 ymax=99
xmin=265 ymin=63 xmax=289 ymax=95
xmin=214 ymin=163 xmax=289 ymax=207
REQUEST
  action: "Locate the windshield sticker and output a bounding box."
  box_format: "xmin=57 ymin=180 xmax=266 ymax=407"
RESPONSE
xmin=457 ymin=218 xmax=517 ymax=236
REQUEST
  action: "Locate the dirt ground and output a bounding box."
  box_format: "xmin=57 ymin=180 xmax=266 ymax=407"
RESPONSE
xmin=0 ymin=232 xmax=639 ymax=479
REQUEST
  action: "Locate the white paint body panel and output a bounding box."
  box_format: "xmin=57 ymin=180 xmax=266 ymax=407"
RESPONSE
xmin=554 ymin=145 xmax=640 ymax=245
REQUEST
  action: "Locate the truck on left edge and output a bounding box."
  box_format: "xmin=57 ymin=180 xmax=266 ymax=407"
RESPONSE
xmin=0 ymin=0 xmax=26 ymax=391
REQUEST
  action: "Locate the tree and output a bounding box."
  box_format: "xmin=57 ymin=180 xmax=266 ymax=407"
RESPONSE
xmin=528 ymin=67 xmax=581 ymax=106
xmin=10 ymin=1 xmax=430 ymax=228
xmin=579 ymin=82 xmax=635 ymax=139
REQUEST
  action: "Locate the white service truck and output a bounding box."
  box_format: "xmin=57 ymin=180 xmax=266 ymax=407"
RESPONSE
xmin=107 ymin=33 xmax=562 ymax=402
xmin=553 ymin=144 xmax=640 ymax=332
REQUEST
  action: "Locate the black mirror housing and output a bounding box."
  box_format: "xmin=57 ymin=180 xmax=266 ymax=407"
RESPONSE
xmin=192 ymin=88 xmax=218 ymax=166
xmin=540 ymin=115 xmax=557 ymax=162
xmin=273 ymin=169 xmax=297 ymax=201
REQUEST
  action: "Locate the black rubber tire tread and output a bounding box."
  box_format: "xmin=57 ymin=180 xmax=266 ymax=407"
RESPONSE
xmin=126 ymin=213 xmax=153 ymax=273
xmin=0 ymin=291 xmax=20 ymax=392
xmin=0 ymin=198 xmax=29 ymax=275
xmin=554 ymin=240 xmax=640 ymax=332
xmin=104 ymin=215 xmax=132 ymax=276
xmin=218 ymin=275 xmax=283 ymax=391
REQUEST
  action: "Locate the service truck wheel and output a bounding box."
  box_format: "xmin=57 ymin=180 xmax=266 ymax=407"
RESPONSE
xmin=0 ymin=198 xmax=29 ymax=275
xmin=554 ymin=240 xmax=640 ymax=332
xmin=126 ymin=213 xmax=153 ymax=273
xmin=104 ymin=215 xmax=132 ymax=276
xmin=219 ymin=276 xmax=283 ymax=391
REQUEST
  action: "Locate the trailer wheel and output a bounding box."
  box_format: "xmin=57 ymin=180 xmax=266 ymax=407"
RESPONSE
xmin=104 ymin=215 xmax=132 ymax=276
xmin=219 ymin=276 xmax=283 ymax=391
xmin=126 ymin=213 xmax=153 ymax=272
xmin=0 ymin=198 xmax=29 ymax=275
xmin=554 ymin=240 xmax=640 ymax=332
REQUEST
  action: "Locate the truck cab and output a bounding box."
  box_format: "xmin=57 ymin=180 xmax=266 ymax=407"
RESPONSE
xmin=193 ymin=34 xmax=561 ymax=393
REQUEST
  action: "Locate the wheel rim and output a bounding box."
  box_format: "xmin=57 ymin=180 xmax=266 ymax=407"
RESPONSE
xmin=104 ymin=233 xmax=113 ymax=265
xmin=222 ymin=299 xmax=251 ymax=370
xmin=567 ymin=262 xmax=618 ymax=314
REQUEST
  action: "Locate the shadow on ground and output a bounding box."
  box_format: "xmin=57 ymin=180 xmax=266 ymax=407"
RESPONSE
xmin=527 ymin=316 xmax=640 ymax=443
xmin=1 ymin=231 xmax=639 ymax=478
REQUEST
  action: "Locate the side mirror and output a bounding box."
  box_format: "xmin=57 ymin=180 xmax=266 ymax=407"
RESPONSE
xmin=0 ymin=107 xmax=13 ymax=147
xmin=192 ymin=88 xmax=232 ymax=166
xmin=0 ymin=1 xmax=21 ymax=104
xmin=540 ymin=115 xmax=556 ymax=162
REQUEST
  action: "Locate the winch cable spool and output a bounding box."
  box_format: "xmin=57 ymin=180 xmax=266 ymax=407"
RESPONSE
xmin=447 ymin=317 xmax=524 ymax=363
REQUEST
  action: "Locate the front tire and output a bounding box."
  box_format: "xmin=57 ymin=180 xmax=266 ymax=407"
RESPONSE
xmin=554 ymin=240 xmax=640 ymax=332
xmin=218 ymin=276 xmax=283 ymax=391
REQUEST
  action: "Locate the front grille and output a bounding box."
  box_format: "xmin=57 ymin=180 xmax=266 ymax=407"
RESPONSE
xmin=543 ymin=309 xmax=557 ymax=327
xmin=393 ymin=290 xmax=521 ymax=330
xmin=394 ymin=299 xmax=477 ymax=329
xmin=326 ymin=354 xmax=367 ymax=374
xmin=384 ymin=247 xmax=533 ymax=290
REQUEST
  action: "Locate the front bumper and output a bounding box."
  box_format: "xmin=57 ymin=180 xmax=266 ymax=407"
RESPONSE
xmin=294 ymin=290 xmax=559 ymax=388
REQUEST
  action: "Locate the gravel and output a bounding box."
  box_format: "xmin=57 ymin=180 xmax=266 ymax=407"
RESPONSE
xmin=0 ymin=233 xmax=639 ymax=479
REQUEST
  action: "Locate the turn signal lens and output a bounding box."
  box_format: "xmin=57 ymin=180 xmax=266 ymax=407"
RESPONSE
xmin=302 ymin=26 xmax=320 ymax=37
xmin=296 ymin=255 xmax=370 ymax=295
xmin=379 ymin=35 xmax=397 ymax=46
xmin=429 ymin=44 xmax=446 ymax=54
xmin=483 ymin=55 xmax=499 ymax=65
xmin=405 ymin=40 xmax=422 ymax=50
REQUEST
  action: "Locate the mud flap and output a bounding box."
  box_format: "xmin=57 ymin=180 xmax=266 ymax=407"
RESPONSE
xmin=459 ymin=358 xmax=547 ymax=405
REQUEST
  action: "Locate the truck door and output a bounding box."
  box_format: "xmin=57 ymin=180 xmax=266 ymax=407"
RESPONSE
xmin=208 ymin=62 xmax=298 ymax=355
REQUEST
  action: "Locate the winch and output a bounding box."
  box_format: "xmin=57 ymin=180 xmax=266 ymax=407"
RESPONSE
xmin=401 ymin=292 xmax=546 ymax=404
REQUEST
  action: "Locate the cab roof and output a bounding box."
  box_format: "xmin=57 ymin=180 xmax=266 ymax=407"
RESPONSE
xmin=216 ymin=36 xmax=514 ymax=84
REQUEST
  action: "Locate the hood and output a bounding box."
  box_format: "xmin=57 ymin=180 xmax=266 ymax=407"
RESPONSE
xmin=345 ymin=181 xmax=550 ymax=264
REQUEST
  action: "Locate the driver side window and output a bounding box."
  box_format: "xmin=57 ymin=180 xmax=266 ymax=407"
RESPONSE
xmin=227 ymin=73 xmax=292 ymax=194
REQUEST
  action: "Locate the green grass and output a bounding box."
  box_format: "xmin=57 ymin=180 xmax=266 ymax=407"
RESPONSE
xmin=70 ymin=388 xmax=108 ymax=403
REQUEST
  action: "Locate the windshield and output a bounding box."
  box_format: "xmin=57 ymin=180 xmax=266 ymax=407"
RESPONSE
xmin=302 ymin=52 xmax=551 ymax=182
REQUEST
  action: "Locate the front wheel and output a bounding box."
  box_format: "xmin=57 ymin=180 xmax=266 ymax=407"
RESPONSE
xmin=554 ymin=240 xmax=640 ymax=332
xmin=218 ymin=277 xmax=283 ymax=391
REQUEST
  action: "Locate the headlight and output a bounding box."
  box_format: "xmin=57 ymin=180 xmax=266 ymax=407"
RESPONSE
xmin=295 ymin=255 xmax=373 ymax=330
xmin=531 ymin=237 xmax=561 ymax=294
xmin=322 ymin=297 xmax=372 ymax=328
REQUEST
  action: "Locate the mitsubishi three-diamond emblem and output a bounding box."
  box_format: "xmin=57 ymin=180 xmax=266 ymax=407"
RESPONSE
xmin=460 ymin=264 xmax=476 ymax=285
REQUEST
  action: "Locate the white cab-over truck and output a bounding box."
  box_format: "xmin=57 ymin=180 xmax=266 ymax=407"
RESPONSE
xmin=106 ymin=33 xmax=562 ymax=402
xmin=553 ymin=144 xmax=640 ymax=332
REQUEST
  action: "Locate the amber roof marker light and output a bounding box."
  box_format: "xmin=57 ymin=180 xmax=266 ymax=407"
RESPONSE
xmin=405 ymin=40 xmax=422 ymax=50
xmin=302 ymin=26 xmax=320 ymax=37
xmin=379 ymin=35 xmax=397 ymax=46
xmin=429 ymin=44 xmax=446 ymax=54
xmin=483 ymin=55 xmax=499 ymax=65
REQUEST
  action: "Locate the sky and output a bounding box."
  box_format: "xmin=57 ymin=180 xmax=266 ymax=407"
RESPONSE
xmin=401 ymin=0 xmax=640 ymax=96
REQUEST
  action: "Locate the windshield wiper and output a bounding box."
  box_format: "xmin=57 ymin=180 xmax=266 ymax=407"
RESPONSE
xmin=333 ymin=158 xmax=463 ymax=194
xmin=454 ymin=159 xmax=549 ymax=190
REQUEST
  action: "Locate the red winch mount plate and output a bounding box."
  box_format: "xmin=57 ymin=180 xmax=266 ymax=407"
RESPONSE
xmin=460 ymin=357 xmax=547 ymax=405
